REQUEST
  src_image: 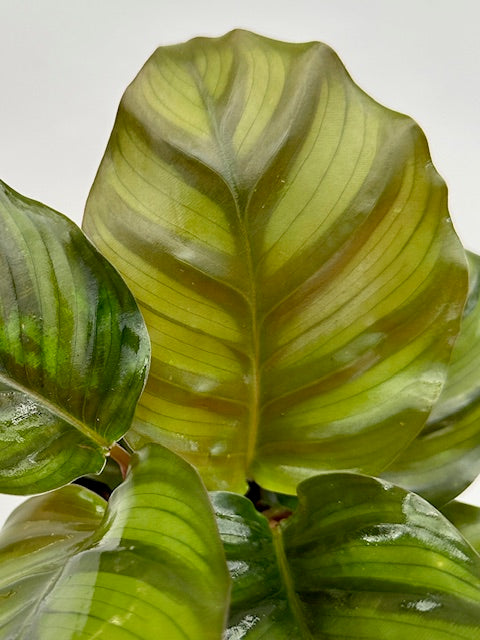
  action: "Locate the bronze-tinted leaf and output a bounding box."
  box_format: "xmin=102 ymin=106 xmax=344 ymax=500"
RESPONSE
xmin=83 ymin=30 xmax=467 ymax=493
xmin=384 ymin=252 xmax=480 ymax=505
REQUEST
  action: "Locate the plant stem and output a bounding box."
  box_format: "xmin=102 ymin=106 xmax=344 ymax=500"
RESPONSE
xmin=109 ymin=442 xmax=131 ymax=479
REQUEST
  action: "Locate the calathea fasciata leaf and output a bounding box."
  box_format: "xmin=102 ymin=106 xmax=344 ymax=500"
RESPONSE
xmin=383 ymin=252 xmax=480 ymax=506
xmin=0 ymin=181 xmax=150 ymax=493
xmin=213 ymin=473 xmax=480 ymax=638
xmin=83 ymin=30 xmax=468 ymax=493
xmin=0 ymin=444 xmax=230 ymax=639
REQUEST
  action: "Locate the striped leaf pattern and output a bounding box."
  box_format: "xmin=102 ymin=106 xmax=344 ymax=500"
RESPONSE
xmin=384 ymin=252 xmax=480 ymax=505
xmin=213 ymin=491 xmax=301 ymax=638
xmin=83 ymin=30 xmax=468 ymax=493
xmin=0 ymin=444 xmax=230 ymax=639
xmin=0 ymin=181 xmax=150 ymax=494
xmin=213 ymin=474 xmax=480 ymax=638
xmin=0 ymin=485 xmax=106 ymax=639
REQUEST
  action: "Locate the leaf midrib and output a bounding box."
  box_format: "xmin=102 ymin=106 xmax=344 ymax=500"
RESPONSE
xmin=187 ymin=59 xmax=261 ymax=474
xmin=0 ymin=370 xmax=110 ymax=450
xmin=272 ymin=524 xmax=313 ymax=639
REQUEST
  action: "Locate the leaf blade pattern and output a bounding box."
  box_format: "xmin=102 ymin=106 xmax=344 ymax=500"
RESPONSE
xmin=383 ymin=252 xmax=480 ymax=505
xmin=213 ymin=473 xmax=480 ymax=638
xmin=0 ymin=181 xmax=150 ymax=493
xmin=83 ymin=30 xmax=468 ymax=492
xmin=0 ymin=444 xmax=230 ymax=639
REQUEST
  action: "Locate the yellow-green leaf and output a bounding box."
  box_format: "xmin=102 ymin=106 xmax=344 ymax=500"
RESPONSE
xmin=384 ymin=252 xmax=480 ymax=505
xmin=83 ymin=30 xmax=468 ymax=493
xmin=0 ymin=444 xmax=230 ymax=639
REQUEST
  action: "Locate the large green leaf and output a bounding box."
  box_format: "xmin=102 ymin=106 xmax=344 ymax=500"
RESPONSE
xmin=83 ymin=30 xmax=468 ymax=493
xmin=0 ymin=444 xmax=230 ymax=639
xmin=383 ymin=252 xmax=480 ymax=505
xmin=213 ymin=474 xmax=480 ymax=638
xmin=0 ymin=180 xmax=150 ymax=494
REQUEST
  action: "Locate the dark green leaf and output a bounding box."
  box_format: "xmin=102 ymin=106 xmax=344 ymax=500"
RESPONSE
xmin=213 ymin=473 xmax=480 ymax=638
xmin=0 ymin=444 xmax=230 ymax=639
xmin=383 ymin=252 xmax=480 ymax=505
xmin=0 ymin=180 xmax=150 ymax=494
xmin=83 ymin=29 xmax=468 ymax=494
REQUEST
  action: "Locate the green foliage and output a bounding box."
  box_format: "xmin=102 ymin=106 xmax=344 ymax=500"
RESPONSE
xmin=0 ymin=444 xmax=229 ymax=639
xmin=1 ymin=29 xmax=480 ymax=639
xmin=0 ymin=182 xmax=150 ymax=494
xmin=441 ymin=500 xmax=480 ymax=554
xmin=214 ymin=475 xmax=480 ymax=638
xmin=83 ymin=30 xmax=468 ymax=495
xmin=384 ymin=251 xmax=480 ymax=505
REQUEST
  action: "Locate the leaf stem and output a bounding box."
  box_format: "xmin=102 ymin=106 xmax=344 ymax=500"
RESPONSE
xmin=108 ymin=443 xmax=131 ymax=479
xmin=271 ymin=526 xmax=313 ymax=639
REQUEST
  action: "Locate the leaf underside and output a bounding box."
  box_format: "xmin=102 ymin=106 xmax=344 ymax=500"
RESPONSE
xmin=0 ymin=181 xmax=150 ymax=494
xmin=83 ymin=29 xmax=468 ymax=493
xmin=213 ymin=473 xmax=480 ymax=639
xmin=0 ymin=444 xmax=230 ymax=639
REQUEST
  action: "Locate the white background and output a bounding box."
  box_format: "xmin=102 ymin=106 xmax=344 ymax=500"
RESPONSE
xmin=1 ymin=0 xmax=479 ymax=526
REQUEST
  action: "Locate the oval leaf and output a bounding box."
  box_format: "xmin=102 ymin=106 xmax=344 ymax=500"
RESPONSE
xmin=213 ymin=474 xmax=480 ymax=638
xmin=83 ymin=30 xmax=467 ymax=493
xmin=0 ymin=444 xmax=230 ymax=639
xmin=383 ymin=252 xmax=480 ymax=505
xmin=0 ymin=180 xmax=150 ymax=494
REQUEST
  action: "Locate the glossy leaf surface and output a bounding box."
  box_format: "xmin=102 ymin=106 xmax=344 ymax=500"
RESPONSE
xmin=0 ymin=181 xmax=150 ymax=494
xmin=384 ymin=252 xmax=480 ymax=505
xmin=0 ymin=444 xmax=230 ymax=639
xmin=213 ymin=474 xmax=480 ymax=638
xmin=83 ymin=30 xmax=467 ymax=493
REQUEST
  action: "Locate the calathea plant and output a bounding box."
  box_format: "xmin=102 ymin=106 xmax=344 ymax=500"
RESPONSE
xmin=1 ymin=29 xmax=480 ymax=639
